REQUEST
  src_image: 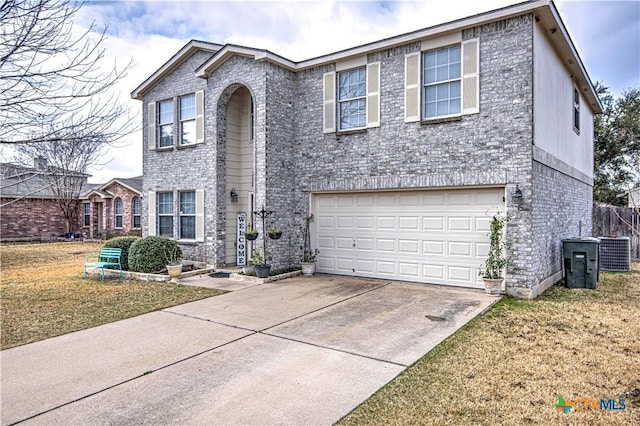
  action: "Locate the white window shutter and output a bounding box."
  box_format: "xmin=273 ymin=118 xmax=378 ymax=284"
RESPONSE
xmin=366 ymin=62 xmax=380 ymax=128
xmin=195 ymin=189 xmax=204 ymax=242
xmin=148 ymin=102 xmax=156 ymax=150
xmin=404 ymin=53 xmax=421 ymax=122
xmin=462 ymin=38 xmax=479 ymax=114
xmin=147 ymin=191 xmax=156 ymax=236
xmin=323 ymin=71 xmax=336 ymax=133
xmin=195 ymin=90 xmax=204 ymax=144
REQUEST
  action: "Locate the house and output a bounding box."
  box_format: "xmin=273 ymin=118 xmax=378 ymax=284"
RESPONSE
xmin=131 ymin=0 xmax=602 ymax=298
xmin=80 ymin=177 xmax=143 ymax=239
xmin=0 ymin=162 xmax=90 ymax=241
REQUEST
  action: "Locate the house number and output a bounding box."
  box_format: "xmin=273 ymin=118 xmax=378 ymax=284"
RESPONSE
xmin=237 ymin=212 xmax=247 ymax=266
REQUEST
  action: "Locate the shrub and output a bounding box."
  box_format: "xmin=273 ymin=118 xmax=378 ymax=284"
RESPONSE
xmin=128 ymin=236 xmax=183 ymax=273
xmin=103 ymin=236 xmax=140 ymax=271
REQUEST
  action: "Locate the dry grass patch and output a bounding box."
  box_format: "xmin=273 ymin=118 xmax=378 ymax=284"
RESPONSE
xmin=340 ymin=263 xmax=640 ymax=426
xmin=1 ymin=242 xmax=222 ymax=349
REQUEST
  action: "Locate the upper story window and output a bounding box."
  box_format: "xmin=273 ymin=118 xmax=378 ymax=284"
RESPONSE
xmin=114 ymin=197 xmax=123 ymax=228
xmin=323 ymin=61 xmax=380 ymax=133
xmin=83 ymin=203 xmax=90 ymax=227
xmin=157 ymin=99 xmax=174 ymax=148
xmin=573 ymin=87 xmax=580 ymax=133
xmin=180 ymin=94 xmax=196 ymax=145
xmin=132 ymin=197 xmax=141 ymax=228
xmin=404 ymin=36 xmax=478 ymax=123
xmin=422 ymin=45 xmax=461 ymax=119
xmin=338 ymin=67 xmax=367 ymax=130
xmin=179 ymin=191 xmax=196 ymax=239
xmin=157 ymin=192 xmax=174 ymax=237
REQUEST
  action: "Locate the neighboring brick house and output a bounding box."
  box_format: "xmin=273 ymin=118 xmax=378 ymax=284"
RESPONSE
xmin=1 ymin=162 xmax=88 ymax=240
xmin=132 ymin=0 xmax=601 ymax=298
xmin=80 ymin=177 xmax=143 ymax=239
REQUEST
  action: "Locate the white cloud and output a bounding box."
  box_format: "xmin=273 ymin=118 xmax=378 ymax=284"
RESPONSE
xmin=72 ymin=0 xmax=638 ymax=182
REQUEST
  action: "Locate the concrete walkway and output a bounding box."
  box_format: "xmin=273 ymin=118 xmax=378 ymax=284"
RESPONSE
xmin=1 ymin=275 xmax=498 ymax=425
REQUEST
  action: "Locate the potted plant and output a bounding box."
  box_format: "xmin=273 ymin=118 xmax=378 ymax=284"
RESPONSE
xmin=301 ymin=249 xmax=319 ymax=276
xmin=165 ymin=244 xmax=183 ymax=282
xmin=300 ymin=214 xmax=318 ymax=276
xmin=245 ymin=228 xmax=259 ymax=241
xmin=480 ymin=214 xmax=508 ymax=296
xmin=251 ymin=246 xmax=271 ymax=278
xmin=268 ymin=227 xmax=283 ymax=240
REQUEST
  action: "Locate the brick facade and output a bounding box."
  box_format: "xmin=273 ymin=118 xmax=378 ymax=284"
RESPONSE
xmin=0 ymin=198 xmax=80 ymax=240
xmin=138 ymin=7 xmax=597 ymax=297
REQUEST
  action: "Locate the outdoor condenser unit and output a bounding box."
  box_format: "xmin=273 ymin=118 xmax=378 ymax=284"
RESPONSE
xmin=599 ymin=237 xmax=631 ymax=272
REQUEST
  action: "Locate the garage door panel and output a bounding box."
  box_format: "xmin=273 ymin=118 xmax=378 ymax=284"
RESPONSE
xmin=336 ymin=237 xmax=354 ymax=250
xmin=313 ymin=188 xmax=504 ymax=288
xmin=376 ymin=239 xmax=395 ymax=252
xmin=356 ymin=216 xmax=375 ymax=228
xmin=399 ymin=239 xmax=419 ymax=254
xmin=448 ymin=217 xmax=472 ymax=231
xmin=399 ymin=216 xmax=419 ymax=230
xmin=423 ymin=240 xmax=444 ymax=255
xmin=336 ymin=216 xmax=354 ymax=228
xmin=356 ymin=238 xmax=374 ymax=251
xmin=423 ymin=217 xmax=444 ymax=231
xmin=318 ymin=216 xmax=335 ymax=228
xmin=318 ymin=236 xmax=335 ymax=249
xmin=376 ymin=261 xmax=396 ymax=275
xmin=399 ymin=263 xmax=420 ymax=277
xmin=448 ymin=241 xmax=472 ymax=257
xmin=377 ymin=216 xmax=396 ymax=229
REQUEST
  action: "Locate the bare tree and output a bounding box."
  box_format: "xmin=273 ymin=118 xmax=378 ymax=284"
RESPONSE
xmin=0 ymin=0 xmax=135 ymax=145
xmin=1 ymin=0 xmax=137 ymax=234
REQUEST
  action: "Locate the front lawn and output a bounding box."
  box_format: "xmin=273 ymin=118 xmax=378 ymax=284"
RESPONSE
xmin=340 ymin=263 xmax=640 ymax=425
xmin=0 ymin=242 xmax=223 ymax=349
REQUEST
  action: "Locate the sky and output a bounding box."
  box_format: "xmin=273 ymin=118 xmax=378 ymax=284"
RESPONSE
xmin=53 ymin=0 xmax=640 ymax=182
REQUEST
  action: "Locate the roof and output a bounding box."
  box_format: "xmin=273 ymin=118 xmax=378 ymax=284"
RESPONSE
xmin=131 ymin=0 xmax=602 ymax=113
xmin=80 ymin=176 xmax=143 ymax=199
xmin=1 ymin=163 xmax=92 ymax=200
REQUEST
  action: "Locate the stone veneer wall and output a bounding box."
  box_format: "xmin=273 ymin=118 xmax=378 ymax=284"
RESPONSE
xmin=291 ymin=14 xmax=536 ymax=292
xmin=525 ymin=160 xmax=594 ymax=298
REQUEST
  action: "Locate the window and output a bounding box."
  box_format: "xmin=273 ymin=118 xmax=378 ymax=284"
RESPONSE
xmin=157 ymin=192 xmax=174 ymax=237
xmin=179 ymin=94 xmax=196 ymax=145
xmin=83 ymin=203 xmax=90 ymax=227
xmin=132 ymin=197 xmax=141 ymax=228
xmin=179 ymin=191 xmax=196 ymax=239
xmin=157 ymin=99 xmax=174 ymax=147
xmin=573 ymin=87 xmax=580 ymax=133
xmin=114 ymin=198 xmax=123 ymax=228
xmin=423 ymin=45 xmax=461 ymax=119
xmin=338 ymin=67 xmax=366 ymax=130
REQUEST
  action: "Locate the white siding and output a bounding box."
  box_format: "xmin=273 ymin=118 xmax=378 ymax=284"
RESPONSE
xmin=533 ymin=21 xmax=594 ymax=178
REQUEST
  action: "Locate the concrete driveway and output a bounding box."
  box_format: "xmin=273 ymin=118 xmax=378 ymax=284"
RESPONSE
xmin=1 ymin=275 xmax=498 ymax=425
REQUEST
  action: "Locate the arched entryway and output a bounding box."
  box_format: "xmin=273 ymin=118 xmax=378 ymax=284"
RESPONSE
xmin=219 ymin=85 xmax=254 ymax=266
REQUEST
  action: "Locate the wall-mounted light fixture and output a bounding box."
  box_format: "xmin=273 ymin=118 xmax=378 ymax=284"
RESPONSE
xmin=230 ymin=188 xmax=238 ymax=202
xmin=512 ymin=184 xmax=523 ymax=205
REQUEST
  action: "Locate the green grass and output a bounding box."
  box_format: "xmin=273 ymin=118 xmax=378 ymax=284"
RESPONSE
xmin=339 ymin=262 xmax=640 ymax=426
xmin=1 ymin=242 xmax=223 ymax=349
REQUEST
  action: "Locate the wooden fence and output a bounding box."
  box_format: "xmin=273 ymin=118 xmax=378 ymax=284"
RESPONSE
xmin=593 ymin=203 xmax=640 ymax=259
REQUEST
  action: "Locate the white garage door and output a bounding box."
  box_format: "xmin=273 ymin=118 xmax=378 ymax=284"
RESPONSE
xmin=313 ymin=188 xmax=505 ymax=288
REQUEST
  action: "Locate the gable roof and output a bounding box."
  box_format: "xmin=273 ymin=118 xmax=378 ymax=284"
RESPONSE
xmin=80 ymin=176 xmax=143 ymax=199
xmin=1 ymin=162 xmax=92 ymax=199
xmin=132 ymin=0 xmax=601 ymax=113
xmin=131 ymin=40 xmax=222 ymax=100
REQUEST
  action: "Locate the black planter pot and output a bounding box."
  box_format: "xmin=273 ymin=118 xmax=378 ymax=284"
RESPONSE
xmin=254 ymin=264 xmax=271 ymax=278
xmin=246 ymin=232 xmax=259 ymax=241
xmin=268 ymin=231 xmax=283 ymax=240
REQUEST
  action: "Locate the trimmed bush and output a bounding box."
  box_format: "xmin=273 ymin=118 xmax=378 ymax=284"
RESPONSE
xmin=128 ymin=236 xmax=182 ymax=273
xmin=103 ymin=236 xmax=139 ymax=271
